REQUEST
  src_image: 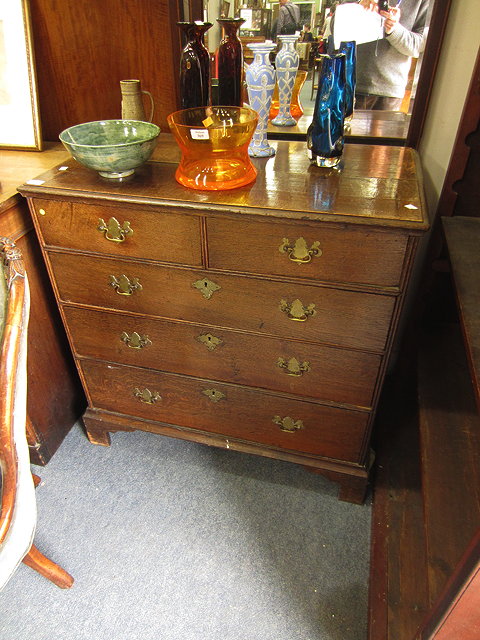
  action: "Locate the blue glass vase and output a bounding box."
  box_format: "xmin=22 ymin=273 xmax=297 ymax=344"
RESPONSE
xmin=338 ymin=41 xmax=356 ymax=131
xmin=307 ymin=53 xmax=346 ymax=168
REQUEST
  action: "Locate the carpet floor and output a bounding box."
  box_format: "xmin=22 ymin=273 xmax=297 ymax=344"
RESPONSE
xmin=1 ymin=423 xmax=371 ymax=640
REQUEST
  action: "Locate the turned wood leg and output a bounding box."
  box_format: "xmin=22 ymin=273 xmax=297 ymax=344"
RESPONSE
xmin=85 ymin=426 xmax=111 ymax=447
xmin=22 ymin=545 xmax=74 ymax=589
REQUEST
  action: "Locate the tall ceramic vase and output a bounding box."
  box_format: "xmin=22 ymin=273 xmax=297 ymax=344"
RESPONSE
xmin=271 ymin=34 xmax=299 ymax=127
xmin=338 ymin=41 xmax=356 ymax=132
xmin=217 ymin=18 xmax=244 ymax=106
xmin=307 ymin=53 xmax=346 ymax=168
xmin=246 ymin=41 xmax=277 ymax=158
xmin=177 ymin=21 xmax=212 ymax=109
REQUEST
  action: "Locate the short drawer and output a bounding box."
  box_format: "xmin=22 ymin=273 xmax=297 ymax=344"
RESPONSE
xmin=30 ymin=198 xmax=203 ymax=266
xmin=80 ymin=359 xmax=370 ymax=464
xmin=49 ymin=252 xmax=395 ymax=352
xmin=207 ymin=217 xmax=409 ymax=288
xmin=64 ymin=306 xmax=382 ymax=408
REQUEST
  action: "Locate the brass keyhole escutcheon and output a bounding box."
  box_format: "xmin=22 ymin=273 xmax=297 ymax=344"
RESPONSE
xmin=110 ymin=274 xmax=142 ymax=296
xmin=133 ymin=388 xmax=161 ymax=404
xmin=202 ymin=389 xmax=226 ymax=403
xmin=280 ymin=237 xmax=322 ymax=264
xmin=197 ymin=333 xmax=223 ymax=351
xmin=192 ymin=278 xmax=221 ymax=300
xmin=121 ymin=331 xmax=152 ymax=349
xmin=98 ymin=217 xmax=133 ymax=242
xmin=279 ymin=298 xmax=316 ymax=322
xmin=277 ymin=357 xmax=311 ymax=377
xmin=273 ymin=416 xmax=304 ymax=433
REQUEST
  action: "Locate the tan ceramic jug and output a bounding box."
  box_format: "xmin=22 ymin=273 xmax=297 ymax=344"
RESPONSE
xmin=120 ymin=79 xmax=154 ymax=121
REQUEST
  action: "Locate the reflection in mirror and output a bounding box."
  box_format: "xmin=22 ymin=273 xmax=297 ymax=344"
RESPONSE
xmin=189 ymin=0 xmax=444 ymax=145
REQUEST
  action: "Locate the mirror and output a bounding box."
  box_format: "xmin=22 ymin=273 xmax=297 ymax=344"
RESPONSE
xmin=179 ymin=0 xmax=451 ymax=147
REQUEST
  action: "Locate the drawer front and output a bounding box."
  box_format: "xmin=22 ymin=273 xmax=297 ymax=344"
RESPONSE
xmin=31 ymin=198 xmax=203 ymax=266
xmin=49 ymin=252 xmax=395 ymax=352
xmin=207 ymin=217 xmax=409 ymax=288
xmin=64 ymin=306 xmax=381 ymax=408
xmin=80 ymin=359 xmax=369 ymax=463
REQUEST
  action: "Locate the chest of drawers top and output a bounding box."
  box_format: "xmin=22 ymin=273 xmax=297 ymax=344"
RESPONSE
xmin=19 ymin=138 xmax=428 ymax=233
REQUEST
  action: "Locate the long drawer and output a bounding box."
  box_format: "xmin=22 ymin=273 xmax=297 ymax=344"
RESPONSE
xmin=63 ymin=306 xmax=381 ymax=408
xmin=48 ymin=251 xmax=396 ymax=352
xmin=80 ymin=359 xmax=370 ymax=463
xmin=206 ymin=216 xmax=409 ymax=288
xmin=31 ymin=198 xmax=203 ymax=266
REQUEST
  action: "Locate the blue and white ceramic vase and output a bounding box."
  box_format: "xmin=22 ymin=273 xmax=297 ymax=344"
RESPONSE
xmin=246 ymin=41 xmax=277 ymax=158
xmin=338 ymin=41 xmax=356 ymax=132
xmin=271 ymin=35 xmax=299 ymax=127
xmin=307 ymin=53 xmax=346 ymax=168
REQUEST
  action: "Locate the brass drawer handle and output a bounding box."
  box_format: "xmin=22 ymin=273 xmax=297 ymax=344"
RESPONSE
xmin=197 ymin=333 xmax=223 ymax=351
xmin=202 ymin=389 xmax=226 ymax=403
xmin=280 ymin=237 xmax=322 ymax=264
xmin=277 ymin=357 xmax=311 ymax=377
xmin=121 ymin=331 xmax=152 ymax=349
xmin=98 ymin=217 xmax=133 ymax=242
xmin=133 ymin=387 xmax=161 ymax=404
xmin=193 ymin=278 xmax=221 ymax=300
xmin=273 ymin=415 xmax=304 ymax=433
xmin=279 ymin=298 xmax=316 ymax=322
xmin=110 ymin=274 xmax=142 ymax=296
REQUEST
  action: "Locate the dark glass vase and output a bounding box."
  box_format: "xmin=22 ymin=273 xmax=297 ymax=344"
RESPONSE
xmin=216 ymin=18 xmax=244 ymax=106
xmin=338 ymin=41 xmax=356 ymax=124
xmin=307 ymin=53 xmax=346 ymax=168
xmin=177 ymin=22 xmax=212 ymax=109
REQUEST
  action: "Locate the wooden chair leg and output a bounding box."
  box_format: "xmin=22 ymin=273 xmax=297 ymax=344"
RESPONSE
xmin=22 ymin=544 xmax=74 ymax=589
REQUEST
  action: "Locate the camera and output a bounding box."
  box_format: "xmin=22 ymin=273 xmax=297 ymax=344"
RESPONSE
xmin=378 ymin=0 xmax=390 ymax=10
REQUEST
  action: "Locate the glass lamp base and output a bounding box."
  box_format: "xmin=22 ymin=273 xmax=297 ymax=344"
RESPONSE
xmin=308 ymin=153 xmax=342 ymax=168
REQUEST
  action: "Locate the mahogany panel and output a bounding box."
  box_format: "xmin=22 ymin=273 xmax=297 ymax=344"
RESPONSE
xmin=31 ymin=198 xmax=203 ymax=266
xmin=47 ymin=251 xmax=396 ymax=352
xmin=29 ymin=0 xmax=181 ymax=140
xmin=62 ymin=305 xmax=381 ymax=408
xmin=80 ymin=358 xmax=369 ymax=463
xmin=207 ymin=216 xmax=408 ymax=288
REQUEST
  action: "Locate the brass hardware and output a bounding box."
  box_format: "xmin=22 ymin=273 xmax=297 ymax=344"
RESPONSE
xmin=121 ymin=331 xmax=152 ymax=349
xmin=110 ymin=274 xmax=142 ymax=296
xmin=202 ymin=389 xmax=226 ymax=402
xmin=133 ymin=388 xmax=161 ymax=404
xmin=192 ymin=278 xmax=221 ymax=300
xmin=273 ymin=415 xmax=304 ymax=433
xmin=277 ymin=357 xmax=311 ymax=377
xmin=279 ymin=298 xmax=316 ymax=322
xmin=197 ymin=333 xmax=223 ymax=351
xmin=98 ymin=217 xmax=133 ymax=242
xmin=39 ymin=208 xmax=46 ymax=216
xmin=280 ymin=237 xmax=322 ymax=264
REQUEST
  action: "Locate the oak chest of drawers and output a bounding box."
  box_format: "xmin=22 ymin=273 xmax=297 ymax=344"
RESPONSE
xmin=19 ymin=139 xmax=429 ymax=503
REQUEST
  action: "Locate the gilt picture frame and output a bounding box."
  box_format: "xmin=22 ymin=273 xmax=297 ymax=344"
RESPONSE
xmin=0 ymin=0 xmax=42 ymax=150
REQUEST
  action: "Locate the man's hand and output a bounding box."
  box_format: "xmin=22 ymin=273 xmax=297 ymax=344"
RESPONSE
xmin=358 ymin=1 xmax=401 ymax=35
xmin=383 ymin=6 xmax=401 ymax=34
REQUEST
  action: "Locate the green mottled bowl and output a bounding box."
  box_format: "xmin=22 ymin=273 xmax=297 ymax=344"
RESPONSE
xmin=59 ymin=120 xmax=160 ymax=178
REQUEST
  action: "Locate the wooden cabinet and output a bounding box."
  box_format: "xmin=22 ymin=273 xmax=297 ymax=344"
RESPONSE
xmin=19 ymin=139 xmax=429 ymax=502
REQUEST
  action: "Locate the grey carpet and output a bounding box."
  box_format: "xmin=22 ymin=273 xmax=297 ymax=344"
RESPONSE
xmin=0 ymin=423 xmax=371 ymax=640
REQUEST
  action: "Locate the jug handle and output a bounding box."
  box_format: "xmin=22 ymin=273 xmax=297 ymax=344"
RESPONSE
xmin=142 ymin=90 xmax=155 ymax=122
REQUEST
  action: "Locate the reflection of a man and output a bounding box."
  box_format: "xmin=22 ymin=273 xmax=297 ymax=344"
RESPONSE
xmin=350 ymin=0 xmax=429 ymax=111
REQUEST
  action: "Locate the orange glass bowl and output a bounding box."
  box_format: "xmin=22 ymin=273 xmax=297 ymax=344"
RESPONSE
xmin=167 ymin=106 xmax=258 ymax=190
